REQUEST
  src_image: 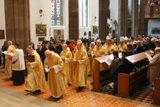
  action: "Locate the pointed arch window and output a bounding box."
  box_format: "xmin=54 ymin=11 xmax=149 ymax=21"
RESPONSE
xmin=51 ymin=0 xmax=63 ymax=25
xmin=79 ymin=0 xmax=88 ymax=27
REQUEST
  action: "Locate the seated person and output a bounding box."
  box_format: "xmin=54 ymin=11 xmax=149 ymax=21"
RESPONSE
xmin=109 ymin=51 xmax=123 ymax=95
xmin=121 ymin=51 xmax=134 ymax=74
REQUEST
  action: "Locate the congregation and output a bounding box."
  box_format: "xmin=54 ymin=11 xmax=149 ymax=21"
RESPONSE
xmin=1 ymin=35 xmax=160 ymax=101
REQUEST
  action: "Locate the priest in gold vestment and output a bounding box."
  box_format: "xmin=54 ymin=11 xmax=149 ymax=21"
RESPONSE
xmin=104 ymin=36 xmax=117 ymax=55
xmin=88 ymin=42 xmax=95 ymax=76
xmin=25 ymin=46 xmax=46 ymax=93
xmin=73 ymin=40 xmax=90 ymax=81
xmin=92 ymin=39 xmax=106 ymax=72
xmin=60 ymin=44 xmax=73 ymax=85
xmin=4 ymin=40 xmax=15 ymax=76
xmin=73 ymin=41 xmax=88 ymax=92
xmin=44 ymin=50 xmax=65 ymax=101
xmin=118 ymin=37 xmax=127 ymax=52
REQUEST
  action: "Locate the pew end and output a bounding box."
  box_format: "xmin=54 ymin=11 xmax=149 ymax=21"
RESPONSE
xmin=154 ymin=78 xmax=160 ymax=105
xmin=118 ymin=73 xmax=130 ymax=98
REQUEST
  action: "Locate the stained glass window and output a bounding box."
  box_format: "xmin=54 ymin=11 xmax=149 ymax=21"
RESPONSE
xmin=51 ymin=0 xmax=63 ymax=25
xmin=79 ymin=0 xmax=88 ymax=27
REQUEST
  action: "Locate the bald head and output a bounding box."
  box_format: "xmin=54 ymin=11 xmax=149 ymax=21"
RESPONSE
xmin=77 ymin=39 xmax=82 ymax=44
xmin=45 ymin=50 xmax=52 ymax=59
xmin=7 ymin=40 xmax=12 ymax=46
xmin=62 ymin=44 xmax=68 ymax=50
xmin=91 ymin=42 xmax=95 ymax=48
xmin=77 ymin=41 xmax=82 ymax=50
xmin=96 ymin=39 xmax=101 ymax=47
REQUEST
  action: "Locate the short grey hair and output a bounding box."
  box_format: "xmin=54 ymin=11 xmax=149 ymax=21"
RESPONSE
xmin=8 ymin=40 xmax=12 ymax=45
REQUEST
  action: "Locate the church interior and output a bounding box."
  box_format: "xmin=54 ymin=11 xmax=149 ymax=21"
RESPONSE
xmin=0 ymin=0 xmax=160 ymax=107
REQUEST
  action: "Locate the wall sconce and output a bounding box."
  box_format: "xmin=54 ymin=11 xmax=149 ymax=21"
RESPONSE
xmin=39 ymin=9 xmax=44 ymax=17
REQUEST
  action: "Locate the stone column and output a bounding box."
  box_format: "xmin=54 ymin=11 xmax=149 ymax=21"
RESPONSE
xmin=118 ymin=0 xmax=128 ymax=38
xmin=99 ymin=0 xmax=109 ymax=40
xmin=5 ymin=0 xmax=30 ymax=51
xmin=139 ymin=0 xmax=148 ymax=36
xmin=68 ymin=0 xmax=79 ymax=40
xmin=125 ymin=0 xmax=128 ymax=36
xmin=131 ymin=0 xmax=139 ymax=37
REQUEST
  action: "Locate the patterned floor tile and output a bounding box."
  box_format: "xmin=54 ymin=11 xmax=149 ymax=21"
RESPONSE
xmin=0 ymin=67 xmax=158 ymax=107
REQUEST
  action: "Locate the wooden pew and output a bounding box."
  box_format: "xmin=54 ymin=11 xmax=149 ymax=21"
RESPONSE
xmin=92 ymin=53 xmax=124 ymax=92
xmin=92 ymin=55 xmax=113 ymax=92
xmin=154 ymin=78 xmax=160 ymax=105
xmin=118 ymin=50 xmax=152 ymax=97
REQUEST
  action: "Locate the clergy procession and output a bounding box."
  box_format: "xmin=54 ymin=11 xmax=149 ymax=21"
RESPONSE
xmin=1 ymin=35 xmax=160 ymax=101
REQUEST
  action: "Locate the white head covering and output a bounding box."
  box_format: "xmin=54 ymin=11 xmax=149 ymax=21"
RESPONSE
xmin=106 ymin=36 xmax=111 ymax=40
xmin=124 ymin=36 xmax=128 ymax=41
xmin=120 ymin=36 xmax=124 ymax=42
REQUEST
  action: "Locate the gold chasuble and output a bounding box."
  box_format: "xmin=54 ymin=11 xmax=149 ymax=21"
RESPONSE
xmin=25 ymin=51 xmax=46 ymax=92
xmin=118 ymin=43 xmax=127 ymax=51
xmin=74 ymin=48 xmax=88 ymax=87
xmin=92 ymin=45 xmax=106 ymax=71
xmin=73 ymin=45 xmax=90 ymax=79
xmin=4 ymin=45 xmax=15 ymax=76
xmin=60 ymin=48 xmax=73 ymax=84
xmin=44 ymin=52 xmax=66 ymax=98
xmin=103 ymin=44 xmax=117 ymax=55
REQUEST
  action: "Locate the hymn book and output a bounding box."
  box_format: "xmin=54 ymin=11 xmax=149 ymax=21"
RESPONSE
xmin=105 ymin=57 xmax=112 ymax=65
xmin=45 ymin=66 xmax=59 ymax=73
xmin=27 ymin=55 xmax=35 ymax=62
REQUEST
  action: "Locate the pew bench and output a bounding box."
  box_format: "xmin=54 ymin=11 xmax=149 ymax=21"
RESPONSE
xmin=154 ymin=78 xmax=160 ymax=105
xmin=118 ymin=66 xmax=148 ymax=97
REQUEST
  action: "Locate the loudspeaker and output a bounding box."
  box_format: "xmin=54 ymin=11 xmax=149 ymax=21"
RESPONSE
xmin=88 ymin=31 xmax=91 ymax=37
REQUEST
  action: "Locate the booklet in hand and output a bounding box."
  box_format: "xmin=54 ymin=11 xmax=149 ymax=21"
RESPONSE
xmin=27 ymin=55 xmax=35 ymax=62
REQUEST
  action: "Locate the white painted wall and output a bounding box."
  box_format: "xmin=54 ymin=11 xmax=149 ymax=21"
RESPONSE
xmin=79 ymin=0 xmax=99 ymax=39
xmin=0 ymin=0 xmax=6 ymax=48
xmin=148 ymin=19 xmax=160 ymax=37
xmin=110 ymin=0 xmax=119 ymax=24
xmin=30 ymin=0 xmax=69 ymax=46
xmin=0 ymin=0 xmax=118 ymax=48
xmin=110 ymin=0 xmax=119 ymax=34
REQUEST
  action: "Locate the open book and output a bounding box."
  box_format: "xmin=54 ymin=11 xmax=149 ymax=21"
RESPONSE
xmin=104 ymin=57 xmax=112 ymax=65
xmin=98 ymin=57 xmax=112 ymax=65
xmin=45 ymin=66 xmax=59 ymax=73
xmin=45 ymin=68 xmax=51 ymax=72
xmin=2 ymin=51 xmax=7 ymax=54
xmin=145 ymin=53 xmax=153 ymax=62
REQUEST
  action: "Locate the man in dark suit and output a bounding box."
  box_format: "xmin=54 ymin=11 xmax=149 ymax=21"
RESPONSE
xmin=41 ymin=41 xmax=50 ymax=81
xmin=50 ymin=41 xmax=58 ymax=53
xmin=56 ymin=40 xmax=65 ymax=55
xmin=41 ymin=41 xmax=50 ymax=63
xmin=36 ymin=43 xmax=42 ymax=58
xmin=110 ymin=51 xmax=123 ymax=95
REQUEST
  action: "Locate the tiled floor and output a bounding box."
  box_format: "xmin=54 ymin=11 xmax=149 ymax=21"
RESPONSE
xmin=0 ymin=68 xmax=159 ymax=107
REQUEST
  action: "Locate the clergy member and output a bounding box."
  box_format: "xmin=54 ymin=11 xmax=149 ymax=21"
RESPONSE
xmin=147 ymin=47 xmax=160 ymax=90
xmin=60 ymin=44 xmax=73 ymax=85
xmin=4 ymin=40 xmax=15 ymax=76
xmin=104 ymin=36 xmax=117 ymax=55
xmin=12 ymin=43 xmax=25 ymax=85
xmin=88 ymin=42 xmax=95 ymax=76
xmin=25 ymin=45 xmax=46 ymax=94
xmin=92 ymin=39 xmax=106 ymax=74
xmin=118 ymin=37 xmax=127 ymax=52
xmin=44 ymin=50 xmax=65 ymax=101
xmin=73 ymin=41 xmax=88 ymax=92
